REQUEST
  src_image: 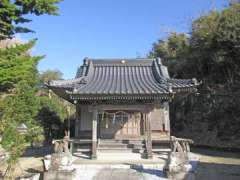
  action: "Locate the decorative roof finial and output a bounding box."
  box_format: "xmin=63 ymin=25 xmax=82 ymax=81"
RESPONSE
xmin=156 ymin=57 xmax=162 ymax=65
xmin=192 ymin=78 xmax=198 ymax=85
xmin=168 ymin=85 xmax=173 ymax=93
xmin=83 ymin=57 xmax=89 ymax=65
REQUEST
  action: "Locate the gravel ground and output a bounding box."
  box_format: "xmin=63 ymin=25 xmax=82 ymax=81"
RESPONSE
xmin=192 ymin=148 xmax=240 ymax=180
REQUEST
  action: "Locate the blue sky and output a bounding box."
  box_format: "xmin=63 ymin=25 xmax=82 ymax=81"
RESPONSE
xmin=21 ymin=0 xmax=228 ymax=79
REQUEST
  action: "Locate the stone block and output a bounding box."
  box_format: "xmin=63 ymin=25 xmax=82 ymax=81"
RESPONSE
xmin=43 ymin=169 xmax=76 ymax=180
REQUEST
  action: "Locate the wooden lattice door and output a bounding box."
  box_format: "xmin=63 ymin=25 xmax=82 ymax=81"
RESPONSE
xmin=119 ymin=112 xmax=141 ymax=138
xmin=99 ymin=111 xmax=141 ymax=139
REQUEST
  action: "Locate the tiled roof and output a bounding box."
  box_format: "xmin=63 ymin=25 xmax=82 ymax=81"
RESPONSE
xmin=47 ymin=58 xmax=198 ymax=101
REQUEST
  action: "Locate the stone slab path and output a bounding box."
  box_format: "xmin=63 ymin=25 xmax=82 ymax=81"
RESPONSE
xmin=72 ymin=165 xmax=166 ymax=180
xmin=71 ymin=154 xmax=199 ymax=180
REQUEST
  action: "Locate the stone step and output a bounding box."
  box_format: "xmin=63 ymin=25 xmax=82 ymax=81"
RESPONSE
xmin=152 ymin=145 xmax=170 ymax=150
xmin=99 ymin=140 xmax=144 ymax=145
xmin=99 ymin=139 xmax=124 ymax=143
xmin=127 ymin=140 xmax=145 ymax=144
xmin=133 ymin=143 xmax=145 ymax=149
xmin=97 ymin=147 xmax=133 ymax=153
xmin=152 ymin=148 xmax=171 ymax=152
xmin=74 ymin=143 xmax=92 ymax=147
xmin=98 ymin=140 xmax=145 ymax=153
xmin=98 ymin=143 xmax=128 ymax=149
xmin=132 ymin=148 xmax=145 ymax=154
xmin=97 ymin=152 xmax=142 ymax=160
xmin=99 ymin=139 xmax=144 ymax=144
xmin=75 ymin=148 xmax=91 ymax=152
xmin=73 ymin=152 xmax=91 ymax=159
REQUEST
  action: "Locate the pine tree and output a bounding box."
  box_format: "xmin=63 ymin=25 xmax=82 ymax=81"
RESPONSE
xmin=0 ymin=0 xmax=62 ymax=39
xmin=0 ymin=40 xmax=43 ymax=93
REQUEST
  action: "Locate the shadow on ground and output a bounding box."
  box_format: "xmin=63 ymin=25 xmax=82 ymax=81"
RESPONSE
xmin=91 ymin=164 xmax=165 ymax=180
xmin=196 ymin=162 xmax=240 ymax=180
xmin=23 ymin=146 xmax=53 ymax=158
xmin=26 ymin=168 xmax=44 ymax=180
xmin=130 ymin=164 xmax=165 ymax=177
xmin=192 ymin=147 xmax=240 ymax=159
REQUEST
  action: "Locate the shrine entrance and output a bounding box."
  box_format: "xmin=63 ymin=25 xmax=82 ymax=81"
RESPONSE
xmin=99 ymin=110 xmax=142 ymax=139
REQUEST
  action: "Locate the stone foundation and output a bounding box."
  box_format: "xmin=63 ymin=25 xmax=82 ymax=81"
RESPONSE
xmin=44 ymin=169 xmax=76 ymax=180
xmin=44 ymin=152 xmax=76 ymax=180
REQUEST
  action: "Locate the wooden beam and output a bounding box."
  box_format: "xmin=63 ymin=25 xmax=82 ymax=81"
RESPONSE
xmin=92 ymin=108 xmax=98 ymax=159
xmin=96 ymin=104 xmax=154 ymax=112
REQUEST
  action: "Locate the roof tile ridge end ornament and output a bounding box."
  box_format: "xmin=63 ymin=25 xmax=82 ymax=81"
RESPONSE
xmin=152 ymin=57 xmax=169 ymax=80
xmin=80 ymin=57 xmax=90 ymax=77
xmin=85 ymin=59 xmax=94 ymax=79
xmin=192 ymin=78 xmax=201 ymax=86
xmin=67 ymin=65 xmax=93 ymax=94
xmin=45 ymin=79 xmax=71 ymax=87
xmin=156 ymin=57 xmax=162 ymax=65
xmin=168 ymin=85 xmax=175 ymax=100
xmin=167 ymin=77 xmax=200 ymax=87
xmin=66 ymin=89 xmax=74 ymax=95
xmin=151 ymin=58 xmax=170 ymax=91
xmin=47 ymin=76 xmax=89 ymax=86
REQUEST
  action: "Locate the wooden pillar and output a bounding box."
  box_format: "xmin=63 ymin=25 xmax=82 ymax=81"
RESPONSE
xmin=92 ymin=108 xmax=98 ymax=159
xmin=67 ymin=106 xmax=71 ymax=137
xmin=75 ymin=104 xmax=81 ymax=138
xmin=163 ymin=101 xmax=170 ymax=136
xmin=145 ymin=111 xmax=153 ymax=159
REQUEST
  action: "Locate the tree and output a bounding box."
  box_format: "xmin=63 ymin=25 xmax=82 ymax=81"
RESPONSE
xmin=149 ymin=32 xmax=190 ymax=78
xmin=0 ymin=1 xmax=62 ymax=178
xmin=1 ymin=82 xmax=43 ymax=138
xmin=150 ymin=3 xmax=240 ymax=149
xmin=37 ymin=96 xmax=67 ymax=140
xmin=0 ymin=41 xmax=43 ymax=141
xmin=229 ymin=0 xmax=240 ymax=6
xmin=0 ymin=40 xmax=43 ymax=93
xmin=38 ymin=69 xmax=63 ymax=84
xmin=1 ymin=125 xmax=26 ymax=177
xmin=1 ymin=82 xmax=44 ymax=177
xmin=0 ymin=0 xmax=62 ymax=40
xmin=37 ymin=70 xmax=74 ymax=140
xmin=151 ymin=3 xmax=240 ymax=85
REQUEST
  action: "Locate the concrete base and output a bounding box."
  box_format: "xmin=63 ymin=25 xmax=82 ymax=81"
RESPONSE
xmin=43 ymin=169 xmax=76 ymax=180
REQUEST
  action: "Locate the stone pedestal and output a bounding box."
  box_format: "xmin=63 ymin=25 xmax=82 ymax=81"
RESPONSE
xmin=44 ymin=169 xmax=76 ymax=180
xmin=164 ymin=152 xmax=195 ymax=180
xmin=44 ymin=152 xmax=76 ymax=180
xmin=17 ymin=173 xmax=40 ymax=180
xmin=163 ymin=136 xmax=195 ymax=179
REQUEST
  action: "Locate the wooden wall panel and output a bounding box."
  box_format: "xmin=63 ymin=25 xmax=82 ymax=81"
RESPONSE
xmin=80 ymin=106 xmax=93 ymax=131
xmin=150 ymin=107 xmax=164 ymax=131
